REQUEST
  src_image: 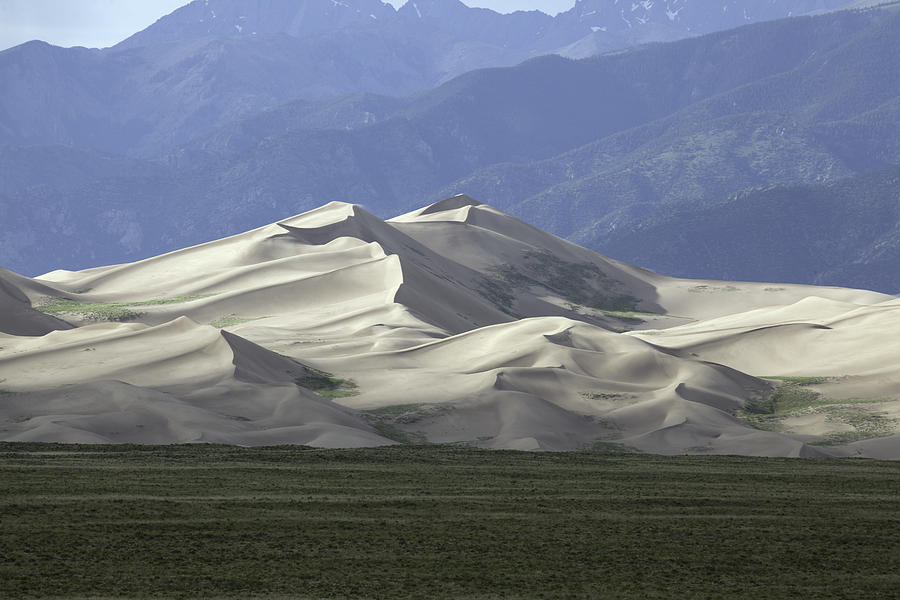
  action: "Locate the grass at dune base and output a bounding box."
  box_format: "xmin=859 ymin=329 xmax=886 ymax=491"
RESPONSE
xmin=360 ymin=404 xmax=453 ymax=444
xmin=739 ymin=376 xmax=898 ymax=443
xmin=2 ymin=444 xmax=899 ymax=599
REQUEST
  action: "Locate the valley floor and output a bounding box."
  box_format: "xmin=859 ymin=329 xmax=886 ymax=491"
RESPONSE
xmin=2 ymin=443 xmax=899 ymax=599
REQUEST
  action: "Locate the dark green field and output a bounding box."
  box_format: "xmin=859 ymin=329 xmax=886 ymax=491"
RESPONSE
xmin=1 ymin=444 xmax=898 ymax=599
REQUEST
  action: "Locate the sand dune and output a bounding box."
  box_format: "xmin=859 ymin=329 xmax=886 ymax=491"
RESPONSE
xmin=630 ymin=297 xmax=900 ymax=383
xmin=0 ymin=316 xmax=393 ymax=446
xmin=310 ymin=317 xmax=818 ymax=455
xmin=392 ymin=195 xmax=890 ymax=323
xmin=2 ymin=196 xmax=897 ymax=456
xmin=629 ymin=297 xmax=900 ymax=447
xmin=0 ymin=268 xmax=72 ymax=336
xmin=34 ymin=202 xmax=514 ymax=345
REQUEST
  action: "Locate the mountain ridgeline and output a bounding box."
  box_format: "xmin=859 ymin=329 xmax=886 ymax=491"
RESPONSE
xmin=2 ymin=0 xmax=899 ymax=294
xmin=0 ymin=0 xmax=854 ymax=157
xmin=595 ymin=165 xmax=900 ymax=290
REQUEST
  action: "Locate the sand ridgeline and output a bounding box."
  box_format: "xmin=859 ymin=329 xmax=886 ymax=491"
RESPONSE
xmin=1 ymin=196 xmax=897 ymax=456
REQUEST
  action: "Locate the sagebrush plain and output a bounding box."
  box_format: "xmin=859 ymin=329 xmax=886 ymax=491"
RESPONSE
xmin=2 ymin=443 xmax=899 ymax=599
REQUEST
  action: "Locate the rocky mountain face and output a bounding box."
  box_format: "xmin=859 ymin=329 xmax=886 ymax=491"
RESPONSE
xmin=2 ymin=0 xmax=898 ymax=293
xmin=594 ymin=165 xmax=900 ymax=291
xmin=0 ymin=0 xmax=852 ymax=157
xmin=552 ymin=0 xmax=853 ymax=56
xmin=114 ymin=0 xmax=400 ymax=49
xmin=4 ymin=3 xmax=899 ymax=293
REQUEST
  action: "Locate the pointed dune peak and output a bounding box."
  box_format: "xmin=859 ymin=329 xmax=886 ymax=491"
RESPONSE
xmin=391 ymin=194 xmax=486 ymax=222
xmin=220 ymin=329 xmax=324 ymax=385
xmin=393 ymin=195 xmax=570 ymax=248
xmin=276 ymin=201 xmax=444 ymax=264
xmin=420 ymin=194 xmax=483 ymax=215
xmin=278 ymin=201 xmax=359 ymax=230
xmin=276 ymin=202 xmax=391 ymax=246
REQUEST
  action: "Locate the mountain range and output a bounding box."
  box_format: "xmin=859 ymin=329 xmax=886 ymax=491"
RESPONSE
xmin=1 ymin=0 xmax=854 ymax=157
xmin=3 ymin=0 xmax=899 ymax=294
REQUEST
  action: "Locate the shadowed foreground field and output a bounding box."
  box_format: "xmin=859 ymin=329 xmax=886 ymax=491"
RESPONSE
xmin=1 ymin=444 xmax=898 ymax=599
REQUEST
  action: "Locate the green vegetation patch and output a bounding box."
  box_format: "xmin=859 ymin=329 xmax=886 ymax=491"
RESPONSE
xmin=688 ymin=284 xmax=739 ymax=293
xmin=126 ymin=295 xmax=215 ymax=306
xmin=209 ymin=315 xmax=270 ymax=328
xmin=36 ymin=298 xmax=143 ymax=321
xmin=740 ymin=377 xmax=897 ymax=442
xmin=742 ymin=377 xmax=833 ymax=422
xmin=366 ymin=421 xmax=428 ymax=445
xmin=590 ymin=440 xmax=641 ymax=453
xmin=1 ymin=443 xmax=899 ymax=599
xmin=361 ymin=404 xmax=452 ymax=444
xmin=36 ymin=294 xmax=213 ymax=322
xmin=595 ymin=308 xmax=661 ymax=319
xmin=365 ymin=403 xmax=446 ymax=420
xmin=294 ymin=368 xmax=359 ymax=400
xmin=812 ymin=408 xmax=896 ymax=446
xmin=762 ymin=375 xmax=831 ymax=386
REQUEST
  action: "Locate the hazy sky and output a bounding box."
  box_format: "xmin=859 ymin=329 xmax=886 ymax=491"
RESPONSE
xmin=0 ymin=0 xmax=577 ymax=52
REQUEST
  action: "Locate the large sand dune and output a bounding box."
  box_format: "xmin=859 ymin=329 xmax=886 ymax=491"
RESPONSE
xmin=629 ymin=296 xmax=900 ymax=452
xmin=312 ymin=317 xmax=822 ymax=455
xmin=2 ymin=196 xmax=896 ymax=456
xmin=391 ymin=195 xmax=890 ymax=322
xmin=0 ymin=304 xmax=392 ymax=446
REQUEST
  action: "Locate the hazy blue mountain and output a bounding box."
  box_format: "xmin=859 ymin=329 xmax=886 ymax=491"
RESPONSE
xmin=114 ymin=0 xmax=399 ymax=49
xmin=552 ymin=0 xmax=853 ymax=57
xmin=457 ymin=5 xmax=900 ymax=248
xmin=0 ymin=0 xmax=854 ymax=157
xmin=594 ymin=165 xmax=900 ymax=293
xmin=2 ymin=1 xmax=898 ymax=290
xmin=0 ymin=29 xmax=436 ymax=156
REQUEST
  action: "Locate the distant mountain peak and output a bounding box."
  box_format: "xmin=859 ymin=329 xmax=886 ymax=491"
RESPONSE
xmin=115 ymin=0 xmax=397 ymax=50
xmin=397 ymin=0 xmax=473 ymax=19
xmin=558 ymin=0 xmax=852 ymax=37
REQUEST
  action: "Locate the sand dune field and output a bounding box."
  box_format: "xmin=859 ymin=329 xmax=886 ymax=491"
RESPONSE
xmin=1 ymin=196 xmax=896 ymax=456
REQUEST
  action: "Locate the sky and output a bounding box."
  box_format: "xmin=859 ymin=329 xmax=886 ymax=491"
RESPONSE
xmin=0 ymin=0 xmax=577 ymax=52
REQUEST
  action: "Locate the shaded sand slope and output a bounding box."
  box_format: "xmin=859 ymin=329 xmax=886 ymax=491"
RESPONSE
xmin=0 ymin=268 xmax=72 ymax=336
xmin=2 ymin=197 xmax=896 ymax=456
xmin=0 ymin=316 xmax=392 ymax=447
xmin=391 ymin=195 xmax=891 ymax=324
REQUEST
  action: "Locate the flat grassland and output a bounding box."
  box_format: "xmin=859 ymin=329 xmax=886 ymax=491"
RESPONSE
xmin=1 ymin=444 xmax=898 ymax=599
